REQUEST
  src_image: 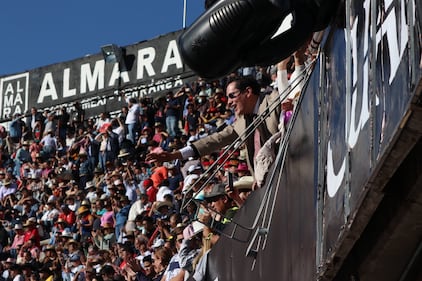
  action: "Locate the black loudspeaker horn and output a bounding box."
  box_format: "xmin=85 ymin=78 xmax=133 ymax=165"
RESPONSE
xmin=178 ymin=0 xmax=339 ymax=80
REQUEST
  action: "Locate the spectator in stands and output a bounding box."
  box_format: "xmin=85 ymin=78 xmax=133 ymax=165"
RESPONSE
xmin=8 ymin=263 xmax=25 ymax=281
xmin=254 ymin=47 xmax=307 ymax=188
xmin=115 ymin=195 xmax=131 ymax=240
xmin=112 ymin=117 xmax=126 ymax=145
xmin=162 ymin=227 xmax=184 ymax=281
xmin=167 ymin=163 xmax=183 ymax=192
xmin=0 ymin=179 xmax=17 ymax=206
xmin=40 ymin=245 xmax=62 ymax=279
xmin=120 ymin=105 xmax=129 ymax=125
xmin=32 ymin=120 xmax=43 ymax=143
xmin=77 ymin=151 xmax=92 ymax=189
xmin=58 ymin=204 xmax=76 ymax=229
xmin=39 ymin=198 xmax=60 ymax=230
xmin=57 ymin=106 xmax=70 ymax=145
xmin=76 ymin=206 xmax=94 ymax=244
xmin=185 ymin=103 xmax=201 ymax=135
xmin=200 ymin=183 xmax=238 ymax=232
xmin=22 ymin=218 xmax=41 ymax=249
xmin=126 ymin=193 xmax=150 ymax=232
xmin=96 ymin=126 xmax=119 ymax=172
xmin=226 ymin=175 xmax=254 ymax=207
xmin=277 ymin=47 xmax=307 ymax=126
xmin=67 ymin=254 xmax=85 ymax=281
xmin=8 ymin=113 xmax=25 ymax=145
xmin=195 ymin=90 xmax=209 ymax=117
xmin=13 ymin=141 xmax=31 ymax=178
xmin=43 ymin=112 xmax=56 ymax=137
xmin=26 ymin=107 xmax=44 ymax=132
xmin=99 ymin=264 xmax=116 ymax=281
xmin=94 ymin=112 xmax=111 ymax=133
xmin=71 ymin=102 xmax=85 ymax=129
xmin=164 ymin=91 xmax=181 ymax=138
xmin=146 ymin=76 xmax=281 ymax=177
xmin=40 ymin=129 xmax=58 ymax=158
xmin=5 ymin=223 xmax=25 ymax=258
xmin=152 ymin=246 xmax=174 ymax=281
xmin=91 ymin=223 xmax=116 ymax=251
xmin=124 ymin=96 xmax=141 ymax=144
xmin=83 ymin=132 xmax=100 ymax=173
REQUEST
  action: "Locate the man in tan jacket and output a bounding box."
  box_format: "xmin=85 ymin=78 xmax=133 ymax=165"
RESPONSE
xmin=146 ymin=76 xmax=280 ymax=178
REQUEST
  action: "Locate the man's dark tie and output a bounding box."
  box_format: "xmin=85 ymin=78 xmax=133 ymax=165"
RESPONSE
xmin=245 ymin=114 xmax=261 ymax=158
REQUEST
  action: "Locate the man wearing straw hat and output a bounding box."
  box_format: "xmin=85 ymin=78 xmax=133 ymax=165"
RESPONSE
xmin=227 ymin=175 xmax=254 ymax=207
xmin=8 ymin=223 xmax=25 ymax=258
xmin=76 ymin=205 xmax=94 ymax=244
xmin=22 ymin=217 xmax=40 ymax=248
xmin=0 ymin=179 xmax=16 ymax=205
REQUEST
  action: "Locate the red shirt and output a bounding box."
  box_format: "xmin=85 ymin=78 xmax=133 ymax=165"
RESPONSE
xmin=146 ymin=186 xmax=158 ymax=203
xmin=23 ymin=227 xmax=40 ymax=247
xmin=58 ymin=211 xmax=76 ymax=226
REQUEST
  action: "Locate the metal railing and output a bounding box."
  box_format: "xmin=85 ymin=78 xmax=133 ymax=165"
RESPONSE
xmin=181 ymin=58 xmax=318 ymax=246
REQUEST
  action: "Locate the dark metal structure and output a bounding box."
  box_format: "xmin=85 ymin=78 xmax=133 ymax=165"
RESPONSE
xmin=198 ymin=0 xmax=422 ymax=280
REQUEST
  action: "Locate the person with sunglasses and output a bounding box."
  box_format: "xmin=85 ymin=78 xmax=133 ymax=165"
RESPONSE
xmin=146 ymin=76 xmax=281 ymax=179
xmin=161 ymin=227 xmax=185 ymax=281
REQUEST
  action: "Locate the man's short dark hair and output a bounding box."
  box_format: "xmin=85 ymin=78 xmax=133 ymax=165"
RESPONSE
xmin=142 ymin=216 xmax=154 ymax=224
xmin=100 ymin=265 xmax=115 ymax=275
xmin=143 ymin=255 xmax=153 ymax=263
xmin=160 ymin=179 xmax=170 ymax=187
xmin=227 ymin=75 xmax=260 ymax=95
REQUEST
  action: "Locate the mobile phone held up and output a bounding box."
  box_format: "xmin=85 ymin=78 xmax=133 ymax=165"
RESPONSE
xmin=228 ymin=172 xmax=234 ymax=191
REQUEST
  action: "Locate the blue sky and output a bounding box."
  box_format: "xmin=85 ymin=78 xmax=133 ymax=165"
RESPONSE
xmin=0 ymin=1 xmax=204 ymax=76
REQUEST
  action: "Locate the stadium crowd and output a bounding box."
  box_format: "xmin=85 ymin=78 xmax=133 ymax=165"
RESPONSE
xmin=0 ymin=46 xmax=309 ymax=281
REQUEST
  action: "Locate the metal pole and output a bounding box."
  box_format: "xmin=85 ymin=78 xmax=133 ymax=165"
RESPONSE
xmin=344 ymin=0 xmax=352 ymax=224
xmin=183 ymin=0 xmax=187 ymax=28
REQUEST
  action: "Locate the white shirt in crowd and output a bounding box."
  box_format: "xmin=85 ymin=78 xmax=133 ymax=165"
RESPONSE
xmin=125 ymin=97 xmax=141 ymax=124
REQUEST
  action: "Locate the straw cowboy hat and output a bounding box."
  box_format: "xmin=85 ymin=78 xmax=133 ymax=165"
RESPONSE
xmin=44 ymin=244 xmax=56 ymax=252
xmin=81 ymin=199 xmax=91 ymax=206
xmin=77 ymin=206 xmax=90 ymax=215
xmin=183 ymin=221 xmax=205 ymax=240
xmin=84 ymin=181 xmax=95 ymax=190
xmin=22 ymin=140 xmax=31 ymax=146
xmin=118 ymin=148 xmax=131 ymax=158
xmin=233 ymin=176 xmax=254 ymax=191
xmin=101 ymin=222 xmax=114 ymax=229
xmin=14 ymin=223 xmax=23 ymax=230
xmin=66 ymin=239 xmax=80 ymax=247
xmin=23 ymin=217 xmax=37 ymax=227
xmin=153 ymin=201 xmax=173 ymax=212
xmin=111 ymin=170 xmax=120 ymax=177
xmin=61 ymin=228 xmax=73 ymax=238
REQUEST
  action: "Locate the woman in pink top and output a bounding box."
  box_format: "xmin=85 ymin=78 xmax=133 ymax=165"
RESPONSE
xmin=100 ymin=199 xmax=115 ymax=227
xmin=7 ymin=224 xmax=25 ymax=257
